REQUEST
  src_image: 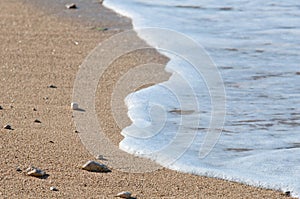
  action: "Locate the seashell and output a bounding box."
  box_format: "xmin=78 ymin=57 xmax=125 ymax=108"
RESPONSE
xmin=115 ymin=191 xmax=132 ymax=198
xmin=81 ymin=160 xmax=111 ymax=172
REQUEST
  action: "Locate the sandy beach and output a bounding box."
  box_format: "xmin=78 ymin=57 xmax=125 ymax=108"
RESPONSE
xmin=0 ymin=0 xmax=292 ymax=198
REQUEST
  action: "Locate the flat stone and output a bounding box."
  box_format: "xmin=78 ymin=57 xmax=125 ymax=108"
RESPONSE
xmin=115 ymin=191 xmax=132 ymax=198
xmin=26 ymin=166 xmax=46 ymax=178
xmin=81 ymin=160 xmax=111 ymax=172
xmin=65 ymin=3 xmax=77 ymax=9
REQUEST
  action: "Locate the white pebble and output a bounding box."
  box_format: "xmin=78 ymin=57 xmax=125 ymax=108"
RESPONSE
xmin=50 ymin=186 xmax=58 ymax=191
xmin=71 ymin=102 xmax=79 ymax=110
xmin=116 ymin=191 xmax=132 ymax=198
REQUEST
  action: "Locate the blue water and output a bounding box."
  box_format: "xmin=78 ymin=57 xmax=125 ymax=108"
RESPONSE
xmin=104 ymin=0 xmax=300 ymax=197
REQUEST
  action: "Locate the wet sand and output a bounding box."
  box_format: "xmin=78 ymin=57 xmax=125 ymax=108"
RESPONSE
xmin=0 ymin=0 xmax=292 ymax=198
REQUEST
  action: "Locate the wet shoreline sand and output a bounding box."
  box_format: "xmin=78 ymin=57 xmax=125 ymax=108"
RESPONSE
xmin=0 ymin=0 xmax=291 ymax=198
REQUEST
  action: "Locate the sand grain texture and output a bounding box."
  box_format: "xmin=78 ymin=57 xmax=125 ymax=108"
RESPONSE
xmin=0 ymin=1 xmax=291 ymax=198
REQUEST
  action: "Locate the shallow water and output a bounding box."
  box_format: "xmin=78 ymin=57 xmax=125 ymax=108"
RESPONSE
xmin=103 ymin=0 xmax=300 ymax=197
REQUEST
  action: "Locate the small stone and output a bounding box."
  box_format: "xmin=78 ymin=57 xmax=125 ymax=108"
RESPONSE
xmin=34 ymin=119 xmax=42 ymax=123
xmin=71 ymin=102 xmax=79 ymax=110
xmin=33 ymin=108 xmax=37 ymax=111
xmin=115 ymin=191 xmax=132 ymax=199
xmin=96 ymin=155 xmax=104 ymax=160
xmin=0 ymin=105 xmax=3 ymax=110
xmin=49 ymin=141 xmax=54 ymax=143
xmin=74 ymin=130 xmax=79 ymax=133
xmin=65 ymin=3 xmax=77 ymax=9
xmin=26 ymin=166 xmax=46 ymax=178
xmin=16 ymin=167 xmax=22 ymax=172
xmin=3 ymin=125 xmax=12 ymax=130
xmin=285 ymin=191 xmax=291 ymax=196
xmin=47 ymin=85 xmax=57 ymax=88
xmin=50 ymin=186 xmax=58 ymax=191
xmin=81 ymin=160 xmax=111 ymax=172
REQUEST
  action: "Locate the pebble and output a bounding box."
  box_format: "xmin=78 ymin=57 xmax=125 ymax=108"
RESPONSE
xmin=0 ymin=105 xmax=3 ymax=110
xmin=34 ymin=119 xmax=42 ymax=123
xmin=115 ymin=191 xmax=132 ymax=199
xmin=81 ymin=160 xmax=111 ymax=172
xmin=16 ymin=167 xmax=22 ymax=172
xmin=71 ymin=102 xmax=79 ymax=110
xmin=65 ymin=3 xmax=77 ymax=9
xmin=50 ymin=186 xmax=58 ymax=191
xmin=26 ymin=166 xmax=46 ymax=178
xmin=47 ymin=85 xmax=57 ymax=88
xmin=33 ymin=108 xmax=37 ymax=111
xmin=285 ymin=191 xmax=291 ymax=196
xmin=3 ymin=125 xmax=12 ymax=130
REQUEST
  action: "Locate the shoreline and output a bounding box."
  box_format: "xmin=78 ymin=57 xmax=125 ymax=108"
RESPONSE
xmin=0 ymin=0 xmax=292 ymax=198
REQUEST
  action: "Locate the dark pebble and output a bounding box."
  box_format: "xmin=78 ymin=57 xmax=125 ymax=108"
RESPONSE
xmin=34 ymin=119 xmax=42 ymax=123
xmin=0 ymin=106 xmax=3 ymax=110
xmin=4 ymin=125 xmax=12 ymax=130
xmin=33 ymin=108 xmax=37 ymax=111
xmin=48 ymin=85 xmax=57 ymax=88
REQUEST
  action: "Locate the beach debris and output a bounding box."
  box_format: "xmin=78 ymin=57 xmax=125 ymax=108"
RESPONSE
xmin=115 ymin=191 xmax=132 ymax=198
xmin=71 ymin=102 xmax=79 ymax=110
xmin=47 ymin=84 xmax=57 ymax=88
xmin=50 ymin=186 xmax=58 ymax=191
xmin=65 ymin=3 xmax=77 ymax=9
xmin=25 ymin=166 xmax=47 ymax=178
xmin=81 ymin=160 xmax=111 ymax=172
xmin=3 ymin=124 xmax=12 ymax=130
xmin=34 ymin=119 xmax=42 ymax=123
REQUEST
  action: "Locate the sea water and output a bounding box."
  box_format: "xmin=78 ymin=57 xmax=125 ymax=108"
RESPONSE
xmin=103 ymin=0 xmax=300 ymax=197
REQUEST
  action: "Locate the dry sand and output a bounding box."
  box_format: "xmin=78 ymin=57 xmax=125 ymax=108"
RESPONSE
xmin=0 ymin=0 xmax=292 ymax=198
